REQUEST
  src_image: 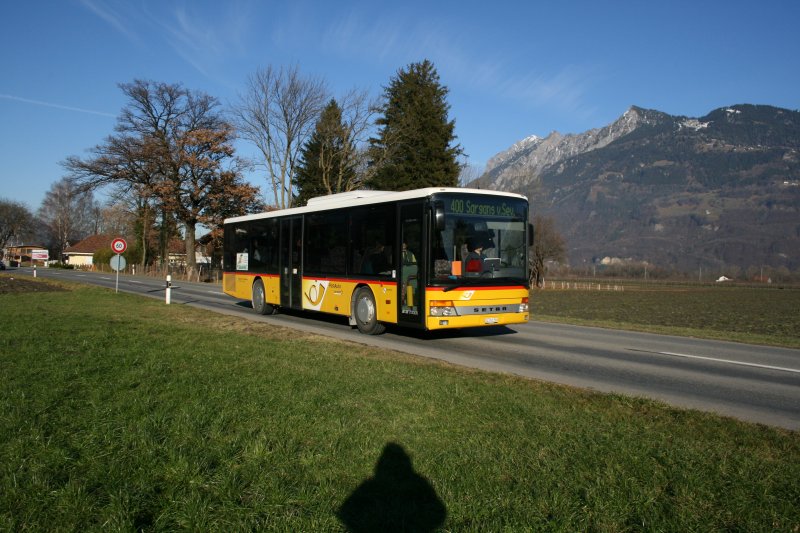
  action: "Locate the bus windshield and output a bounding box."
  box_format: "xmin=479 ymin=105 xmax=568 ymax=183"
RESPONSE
xmin=430 ymin=194 xmax=528 ymax=287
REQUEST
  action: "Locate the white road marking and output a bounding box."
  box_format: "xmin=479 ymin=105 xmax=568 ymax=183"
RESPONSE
xmin=658 ymin=351 xmax=800 ymax=375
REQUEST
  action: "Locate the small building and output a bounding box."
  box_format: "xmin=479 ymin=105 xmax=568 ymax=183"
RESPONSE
xmin=165 ymin=238 xmax=188 ymax=266
xmin=5 ymin=244 xmax=47 ymax=265
xmin=162 ymin=237 xmax=211 ymax=267
xmin=63 ymin=235 xmax=117 ymax=268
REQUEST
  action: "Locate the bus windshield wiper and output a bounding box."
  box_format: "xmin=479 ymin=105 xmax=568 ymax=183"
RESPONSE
xmin=442 ymin=277 xmax=493 ymax=292
xmin=441 ymin=276 xmax=527 ymax=292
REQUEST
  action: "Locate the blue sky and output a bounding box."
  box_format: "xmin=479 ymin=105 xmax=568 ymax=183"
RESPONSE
xmin=2 ymin=0 xmax=798 ymax=210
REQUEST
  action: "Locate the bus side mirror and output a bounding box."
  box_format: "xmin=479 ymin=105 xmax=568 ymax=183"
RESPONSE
xmin=528 ymin=223 xmax=534 ymax=246
xmin=434 ymin=202 xmax=445 ymax=231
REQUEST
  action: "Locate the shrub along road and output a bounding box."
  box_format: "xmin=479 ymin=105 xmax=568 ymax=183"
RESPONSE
xmin=14 ymin=267 xmax=800 ymax=430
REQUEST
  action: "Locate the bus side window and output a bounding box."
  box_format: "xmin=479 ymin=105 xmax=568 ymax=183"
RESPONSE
xmin=226 ymin=224 xmax=249 ymax=271
xmin=305 ymin=211 xmax=347 ymax=276
xmin=223 ymin=224 xmax=236 ymax=271
xmin=350 ymin=204 xmax=395 ymax=277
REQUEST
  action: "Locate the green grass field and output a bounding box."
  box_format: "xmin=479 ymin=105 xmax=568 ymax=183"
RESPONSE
xmin=532 ymin=284 xmax=800 ymax=348
xmin=1 ymin=277 xmax=799 ymax=531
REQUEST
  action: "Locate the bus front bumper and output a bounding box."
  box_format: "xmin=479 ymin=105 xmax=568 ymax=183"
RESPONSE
xmin=425 ymin=310 xmax=529 ymax=330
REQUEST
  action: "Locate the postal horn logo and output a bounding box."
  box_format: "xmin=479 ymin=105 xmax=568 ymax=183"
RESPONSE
xmin=305 ymin=282 xmax=327 ymax=307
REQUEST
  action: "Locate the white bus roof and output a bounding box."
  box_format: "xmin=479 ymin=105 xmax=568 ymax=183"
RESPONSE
xmin=225 ymin=187 xmax=527 ymax=224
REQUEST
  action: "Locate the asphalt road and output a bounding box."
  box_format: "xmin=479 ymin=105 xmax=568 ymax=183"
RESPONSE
xmin=13 ymin=266 xmax=800 ymax=430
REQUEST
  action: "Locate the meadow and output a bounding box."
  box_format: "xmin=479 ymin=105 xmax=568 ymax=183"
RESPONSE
xmin=532 ymin=282 xmax=800 ymax=348
xmin=1 ymin=276 xmax=798 ymax=531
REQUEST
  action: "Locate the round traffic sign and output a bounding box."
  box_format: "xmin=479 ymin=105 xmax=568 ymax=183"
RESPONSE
xmin=111 ymin=238 xmax=127 ymax=254
xmin=110 ymin=255 xmax=127 ymax=272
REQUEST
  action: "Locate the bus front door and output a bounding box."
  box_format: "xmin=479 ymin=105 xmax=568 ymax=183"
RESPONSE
xmin=398 ymin=202 xmax=424 ymax=328
xmin=280 ymin=216 xmax=303 ymax=309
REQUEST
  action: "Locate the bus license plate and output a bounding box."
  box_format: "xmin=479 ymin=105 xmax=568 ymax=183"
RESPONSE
xmin=485 ymin=317 xmax=499 ymax=324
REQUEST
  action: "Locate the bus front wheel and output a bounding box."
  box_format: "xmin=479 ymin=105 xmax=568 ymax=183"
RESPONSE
xmin=354 ymin=287 xmax=385 ymax=335
xmin=252 ymin=279 xmax=275 ymax=315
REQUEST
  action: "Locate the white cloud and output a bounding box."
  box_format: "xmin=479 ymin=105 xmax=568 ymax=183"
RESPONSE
xmin=317 ymin=9 xmax=598 ymax=118
xmin=81 ymin=0 xmax=253 ymax=80
xmin=78 ymin=0 xmax=141 ymax=44
xmin=321 ymin=11 xmax=406 ymax=63
xmin=495 ymin=65 xmax=600 ymax=115
xmin=150 ymin=3 xmax=253 ymax=78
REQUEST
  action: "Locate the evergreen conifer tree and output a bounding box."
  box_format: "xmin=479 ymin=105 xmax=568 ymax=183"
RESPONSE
xmin=368 ymin=60 xmax=462 ymax=190
xmin=294 ymin=99 xmax=358 ymax=206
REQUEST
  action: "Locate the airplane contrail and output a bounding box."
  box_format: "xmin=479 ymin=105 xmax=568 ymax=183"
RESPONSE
xmin=0 ymin=93 xmax=115 ymax=118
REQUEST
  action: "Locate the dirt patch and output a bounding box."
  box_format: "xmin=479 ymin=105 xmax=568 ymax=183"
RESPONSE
xmin=0 ymin=275 xmax=68 ymax=294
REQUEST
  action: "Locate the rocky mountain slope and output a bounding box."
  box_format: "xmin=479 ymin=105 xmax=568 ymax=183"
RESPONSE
xmin=473 ymin=104 xmax=800 ymax=275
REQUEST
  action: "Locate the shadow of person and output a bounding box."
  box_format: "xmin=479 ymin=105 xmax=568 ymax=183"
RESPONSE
xmin=337 ymin=442 xmax=447 ymax=532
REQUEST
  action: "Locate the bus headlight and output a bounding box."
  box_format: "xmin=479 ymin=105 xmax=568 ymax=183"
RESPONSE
xmin=519 ymin=297 xmax=529 ymax=313
xmin=429 ymin=300 xmax=458 ymax=317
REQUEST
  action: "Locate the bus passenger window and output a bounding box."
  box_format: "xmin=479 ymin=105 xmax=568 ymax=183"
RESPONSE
xmin=350 ymin=203 xmax=395 ymax=277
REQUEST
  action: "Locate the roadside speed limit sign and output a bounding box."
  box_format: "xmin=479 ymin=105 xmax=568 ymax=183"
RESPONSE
xmin=111 ymin=238 xmax=127 ymax=254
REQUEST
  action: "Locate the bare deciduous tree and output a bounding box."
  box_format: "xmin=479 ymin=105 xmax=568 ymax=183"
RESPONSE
xmin=457 ymin=156 xmax=482 ymax=187
xmin=65 ymin=80 xmax=261 ymax=272
xmin=37 ymin=178 xmax=97 ymax=259
xmin=232 ymin=65 xmax=328 ymax=208
xmin=96 ymin=199 xmax=136 ymax=238
xmin=0 ymin=198 xmax=34 ymax=255
xmin=327 ymin=89 xmax=378 ymax=193
xmin=530 ymin=214 xmax=566 ymax=288
xmin=64 ymin=103 xmax=171 ymax=268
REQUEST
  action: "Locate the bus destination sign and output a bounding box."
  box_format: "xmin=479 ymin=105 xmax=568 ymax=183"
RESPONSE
xmin=447 ymin=198 xmax=524 ymax=218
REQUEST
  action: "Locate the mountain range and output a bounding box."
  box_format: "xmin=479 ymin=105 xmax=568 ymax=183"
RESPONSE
xmin=472 ymin=104 xmax=800 ymax=275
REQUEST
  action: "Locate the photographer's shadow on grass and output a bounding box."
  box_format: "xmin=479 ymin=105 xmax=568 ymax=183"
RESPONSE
xmin=337 ymin=442 xmax=447 ymax=532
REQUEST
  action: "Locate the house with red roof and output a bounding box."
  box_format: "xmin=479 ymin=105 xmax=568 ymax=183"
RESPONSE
xmin=63 ymin=234 xmax=117 ymax=268
xmin=63 ymin=234 xmax=212 ymax=269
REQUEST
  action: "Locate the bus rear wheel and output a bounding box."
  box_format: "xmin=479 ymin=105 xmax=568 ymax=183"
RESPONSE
xmin=252 ymin=279 xmax=275 ymax=315
xmin=354 ymin=287 xmax=385 ymax=335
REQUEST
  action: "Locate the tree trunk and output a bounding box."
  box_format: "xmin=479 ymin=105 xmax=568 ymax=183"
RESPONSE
xmin=185 ymin=221 xmax=197 ymax=275
xmin=140 ymin=205 xmax=148 ymax=270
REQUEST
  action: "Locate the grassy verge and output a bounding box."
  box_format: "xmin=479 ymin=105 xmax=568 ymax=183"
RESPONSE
xmin=1 ymin=278 xmax=799 ymax=531
xmin=532 ymin=285 xmax=800 ymax=348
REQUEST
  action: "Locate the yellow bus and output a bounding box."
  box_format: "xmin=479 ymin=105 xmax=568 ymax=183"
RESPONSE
xmin=223 ymin=187 xmax=532 ymax=334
